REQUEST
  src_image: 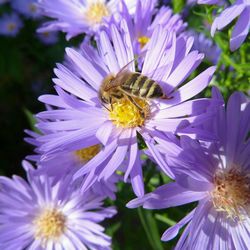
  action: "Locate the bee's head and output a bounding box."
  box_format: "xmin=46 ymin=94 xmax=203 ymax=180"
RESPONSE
xmin=99 ymin=74 xmax=115 ymax=104
xmin=104 ymin=74 xmax=115 ymax=86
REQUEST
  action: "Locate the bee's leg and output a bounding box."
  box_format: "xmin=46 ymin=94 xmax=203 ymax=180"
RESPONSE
xmin=161 ymin=94 xmax=173 ymax=100
xmin=126 ymin=95 xmax=145 ymax=118
xmin=102 ymin=103 xmax=111 ymax=112
xmin=109 ymin=96 xmax=114 ymax=110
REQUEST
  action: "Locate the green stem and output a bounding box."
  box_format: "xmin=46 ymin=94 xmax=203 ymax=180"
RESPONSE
xmin=221 ymin=53 xmax=242 ymax=72
xmin=155 ymin=214 xmax=176 ymax=227
xmin=137 ymin=208 xmax=164 ymax=250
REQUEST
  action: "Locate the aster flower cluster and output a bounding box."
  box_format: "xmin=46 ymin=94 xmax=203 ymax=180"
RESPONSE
xmin=128 ymin=90 xmax=250 ymax=248
xmin=1 ymin=0 xmax=249 ymax=249
xmin=0 ymin=0 xmax=59 ymax=44
xmin=0 ymin=161 xmax=116 ymax=249
xmin=0 ymin=12 xmax=23 ymax=37
xmin=0 ymin=0 xmax=40 ymax=37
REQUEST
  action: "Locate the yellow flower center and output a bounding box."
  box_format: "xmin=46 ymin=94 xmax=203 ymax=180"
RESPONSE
xmin=7 ymin=23 xmax=16 ymax=31
xmin=75 ymin=144 xmax=101 ymax=163
xmin=34 ymin=209 xmax=66 ymax=243
xmin=86 ymin=2 xmax=110 ymax=25
xmin=109 ymin=98 xmax=150 ymax=128
xmin=211 ymin=167 xmax=250 ymax=220
xmin=138 ymin=36 xmax=150 ymax=49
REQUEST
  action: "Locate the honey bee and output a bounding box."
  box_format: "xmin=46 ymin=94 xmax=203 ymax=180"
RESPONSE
xmin=99 ymin=64 xmax=169 ymax=118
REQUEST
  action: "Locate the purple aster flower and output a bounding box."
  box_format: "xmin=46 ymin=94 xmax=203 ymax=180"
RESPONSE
xmin=118 ymin=0 xmax=187 ymax=55
xmin=24 ymin=127 xmax=119 ymax=200
xmin=11 ymin=0 xmax=42 ymax=19
xmin=187 ymin=30 xmax=221 ymax=64
xmin=0 ymin=12 xmax=23 ymax=37
xmin=128 ymin=89 xmax=250 ymax=249
xmin=37 ymin=0 xmax=136 ymax=39
xmin=37 ymin=30 xmax=59 ymax=45
xmin=0 ymin=161 xmax=116 ymax=249
xmin=36 ymin=18 xmax=216 ymax=197
xmin=211 ymin=0 xmax=250 ymax=51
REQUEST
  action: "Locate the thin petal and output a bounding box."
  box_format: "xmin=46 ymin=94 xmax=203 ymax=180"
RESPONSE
xmin=73 ymin=139 xmax=118 ymax=180
xmin=96 ymin=120 xmax=114 ymax=145
xmin=161 ymin=209 xmax=195 ymax=241
xmin=230 ymin=7 xmax=250 ymax=51
xmin=66 ymin=48 xmax=105 ymax=90
xmin=130 ymin=152 xmax=144 ymax=197
xmin=144 ymin=135 xmax=175 ymax=178
xmin=98 ymin=130 xmax=131 ymax=181
xmin=166 ymin=51 xmax=203 ymax=89
xmin=211 ymin=3 xmax=245 ymax=36
xmin=98 ymin=30 xmax=119 ymax=74
xmin=127 ymin=182 xmax=206 ymax=209
xmin=124 ymin=130 xmax=138 ymax=181
xmin=171 ymin=66 xmax=216 ymax=103
xmin=54 ymin=64 xmax=97 ymax=102
xmin=226 ymin=92 xmax=242 ymax=164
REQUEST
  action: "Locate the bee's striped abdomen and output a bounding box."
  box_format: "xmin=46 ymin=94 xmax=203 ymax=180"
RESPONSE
xmin=122 ymin=73 xmax=141 ymax=92
xmin=140 ymin=78 xmax=155 ymax=97
xmin=121 ymin=72 xmax=164 ymax=99
xmin=132 ymin=75 xmax=148 ymax=96
xmin=145 ymin=82 xmax=164 ymax=98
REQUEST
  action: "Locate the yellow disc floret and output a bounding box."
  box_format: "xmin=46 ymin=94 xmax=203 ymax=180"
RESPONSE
xmin=211 ymin=167 xmax=250 ymax=220
xmin=109 ymin=98 xmax=149 ymax=128
xmin=138 ymin=36 xmax=150 ymax=49
xmin=86 ymin=2 xmax=110 ymax=25
xmin=34 ymin=209 xmax=66 ymax=244
xmin=75 ymin=144 xmax=101 ymax=163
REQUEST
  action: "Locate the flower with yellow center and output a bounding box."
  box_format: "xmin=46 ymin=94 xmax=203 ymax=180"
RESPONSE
xmin=0 ymin=167 xmax=116 ymax=249
xmin=29 ymin=3 xmax=38 ymax=13
xmin=34 ymin=208 xmax=66 ymax=245
xmin=7 ymin=23 xmax=16 ymax=32
xmin=138 ymin=36 xmax=150 ymax=49
xmin=211 ymin=167 xmax=250 ymax=220
xmin=109 ymin=98 xmax=150 ymax=128
xmin=85 ymin=2 xmax=110 ymax=25
xmin=75 ymin=144 xmax=101 ymax=163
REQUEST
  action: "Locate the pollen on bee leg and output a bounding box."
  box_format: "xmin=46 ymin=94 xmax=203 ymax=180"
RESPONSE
xmin=109 ymin=97 xmax=150 ymax=128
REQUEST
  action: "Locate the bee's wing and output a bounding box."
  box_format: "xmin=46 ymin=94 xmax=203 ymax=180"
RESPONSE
xmin=104 ymin=70 xmax=132 ymax=91
xmin=117 ymin=51 xmax=147 ymax=75
xmin=112 ymin=70 xmax=132 ymax=88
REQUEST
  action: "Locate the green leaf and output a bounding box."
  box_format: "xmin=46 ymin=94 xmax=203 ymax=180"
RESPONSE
xmin=23 ymin=108 xmax=38 ymax=132
xmin=106 ymin=222 xmax=121 ymax=236
xmin=172 ymin=0 xmax=185 ymax=13
xmin=155 ymin=214 xmax=176 ymax=226
xmin=137 ymin=208 xmax=164 ymax=250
